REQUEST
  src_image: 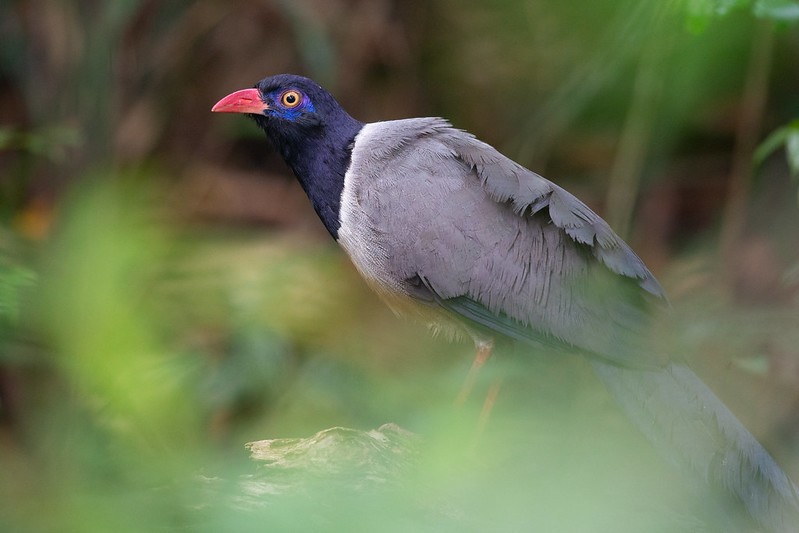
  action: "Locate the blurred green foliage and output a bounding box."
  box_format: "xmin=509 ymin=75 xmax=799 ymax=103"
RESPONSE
xmin=0 ymin=262 xmax=35 ymax=328
xmin=0 ymin=126 xmax=81 ymax=162
xmin=0 ymin=0 xmax=798 ymax=531
xmin=686 ymin=0 xmax=799 ymax=32
xmin=756 ymin=118 xmax=799 ymax=184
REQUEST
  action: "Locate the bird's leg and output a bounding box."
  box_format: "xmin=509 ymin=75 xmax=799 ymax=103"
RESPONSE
xmin=478 ymin=378 xmax=503 ymax=432
xmin=456 ymin=339 xmax=494 ymax=405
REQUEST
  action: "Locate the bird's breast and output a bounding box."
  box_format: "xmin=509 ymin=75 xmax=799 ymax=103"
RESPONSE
xmin=337 ymin=125 xmax=395 ymax=294
xmin=336 ymin=122 xmax=463 ymax=335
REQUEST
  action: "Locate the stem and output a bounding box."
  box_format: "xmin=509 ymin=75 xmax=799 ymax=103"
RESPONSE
xmin=719 ymin=21 xmax=775 ymax=266
xmin=605 ymin=20 xmax=668 ymax=239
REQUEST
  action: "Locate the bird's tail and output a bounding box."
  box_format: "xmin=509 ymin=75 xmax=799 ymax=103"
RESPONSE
xmin=592 ymin=361 xmax=799 ymax=532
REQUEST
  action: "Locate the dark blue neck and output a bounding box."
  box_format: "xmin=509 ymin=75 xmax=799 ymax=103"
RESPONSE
xmin=270 ymin=115 xmax=363 ymax=239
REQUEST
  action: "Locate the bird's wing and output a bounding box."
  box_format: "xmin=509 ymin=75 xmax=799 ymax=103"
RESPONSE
xmin=343 ymin=118 xmax=662 ymax=366
xmin=439 ymin=122 xmax=664 ymax=299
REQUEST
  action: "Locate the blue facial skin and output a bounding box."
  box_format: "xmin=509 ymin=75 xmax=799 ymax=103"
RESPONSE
xmin=263 ymin=89 xmax=316 ymax=121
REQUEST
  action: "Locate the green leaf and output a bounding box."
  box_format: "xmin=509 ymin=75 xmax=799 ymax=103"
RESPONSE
xmin=0 ymin=264 xmax=36 ymax=325
xmin=754 ymin=0 xmax=799 ymax=21
xmin=786 ymin=127 xmax=799 ymax=176
xmin=753 ymin=125 xmax=791 ymax=166
xmin=683 ymin=0 xmax=799 ymax=30
xmin=684 ymin=0 xmax=750 ymax=32
xmin=754 ymin=119 xmax=799 ymax=175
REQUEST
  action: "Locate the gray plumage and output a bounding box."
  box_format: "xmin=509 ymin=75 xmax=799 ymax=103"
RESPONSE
xmin=339 ymin=117 xmax=799 ymax=532
xmin=594 ymin=362 xmax=799 ymax=532
xmin=340 ymin=118 xmax=660 ymax=364
xmin=213 ymin=76 xmax=799 ymax=532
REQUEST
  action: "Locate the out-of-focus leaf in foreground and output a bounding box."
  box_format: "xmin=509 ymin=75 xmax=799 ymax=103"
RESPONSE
xmin=7 ymin=173 xmax=204 ymax=532
xmin=38 ymin=173 xmax=198 ymax=449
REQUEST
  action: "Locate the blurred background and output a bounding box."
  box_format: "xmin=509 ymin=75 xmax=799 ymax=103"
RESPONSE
xmin=1 ymin=0 xmax=799 ymax=531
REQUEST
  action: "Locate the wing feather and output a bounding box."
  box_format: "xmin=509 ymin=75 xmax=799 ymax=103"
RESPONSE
xmin=444 ymin=127 xmax=664 ymax=298
xmin=344 ymin=118 xmax=664 ymax=365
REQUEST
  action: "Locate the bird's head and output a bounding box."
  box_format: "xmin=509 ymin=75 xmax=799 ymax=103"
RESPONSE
xmin=212 ymin=74 xmax=356 ymax=150
xmin=211 ymin=74 xmax=363 ymax=237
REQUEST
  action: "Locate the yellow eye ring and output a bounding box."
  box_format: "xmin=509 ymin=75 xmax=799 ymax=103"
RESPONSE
xmin=281 ymin=90 xmax=302 ymax=108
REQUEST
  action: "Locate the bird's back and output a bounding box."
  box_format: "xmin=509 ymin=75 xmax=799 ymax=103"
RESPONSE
xmin=339 ymin=118 xmax=662 ymax=366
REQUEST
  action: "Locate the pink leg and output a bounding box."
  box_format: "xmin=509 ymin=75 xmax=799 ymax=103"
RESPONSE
xmin=478 ymin=378 xmax=503 ymax=432
xmin=456 ymin=340 xmax=494 ymax=405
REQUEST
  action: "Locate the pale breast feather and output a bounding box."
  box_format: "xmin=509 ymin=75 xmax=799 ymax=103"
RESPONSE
xmin=337 ymin=121 xmax=408 ymax=296
xmin=336 ymin=119 xmax=468 ymax=330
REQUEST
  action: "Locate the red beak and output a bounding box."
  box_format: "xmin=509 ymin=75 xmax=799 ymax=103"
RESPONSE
xmin=211 ymin=88 xmax=268 ymax=114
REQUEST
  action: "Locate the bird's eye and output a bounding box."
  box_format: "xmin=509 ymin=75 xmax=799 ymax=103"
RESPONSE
xmin=281 ymin=90 xmax=302 ymax=108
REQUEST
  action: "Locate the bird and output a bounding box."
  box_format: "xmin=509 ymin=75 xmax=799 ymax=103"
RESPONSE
xmin=212 ymin=73 xmax=799 ymax=531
